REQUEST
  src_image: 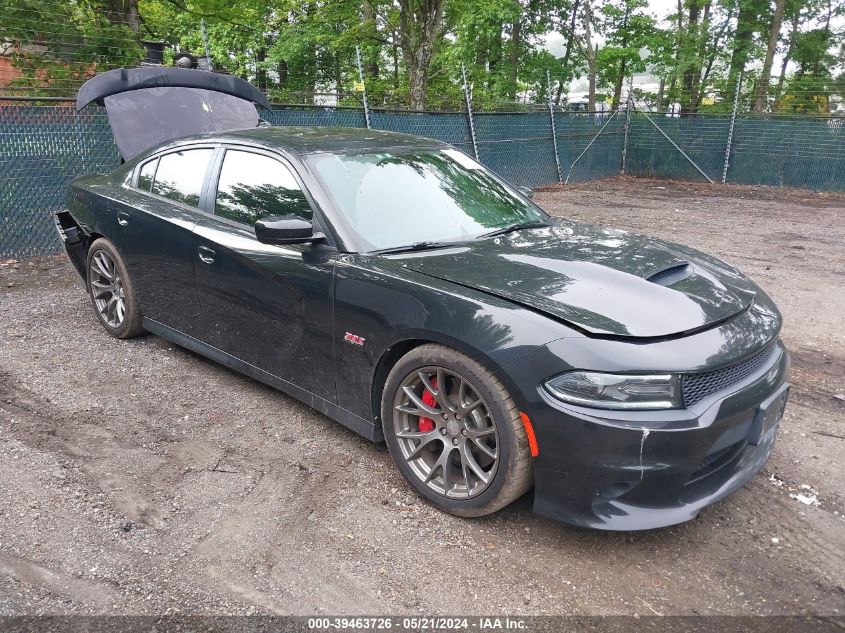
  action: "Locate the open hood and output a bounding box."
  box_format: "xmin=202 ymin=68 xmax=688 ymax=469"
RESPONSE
xmin=392 ymin=222 xmax=757 ymax=339
xmin=77 ymin=67 xmax=272 ymax=161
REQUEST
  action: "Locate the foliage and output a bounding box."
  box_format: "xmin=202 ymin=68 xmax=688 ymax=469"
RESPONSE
xmin=3 ymin=0 xmax=844 ymax=113
xmin=1 ymin=0 xmax=143 ymax=96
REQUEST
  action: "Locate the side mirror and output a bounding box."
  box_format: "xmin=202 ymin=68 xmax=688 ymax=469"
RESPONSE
xmin=517 ymin=185 xmax=534 ymax=199
xmin=255 ymin=215 xmax=323 ymax=245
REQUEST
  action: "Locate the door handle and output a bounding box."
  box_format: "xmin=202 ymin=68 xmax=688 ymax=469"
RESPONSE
xmin=197 ymin=245 xmax=215 ymax=264
xmin=117 ymin=211 xmax=130 ymax=226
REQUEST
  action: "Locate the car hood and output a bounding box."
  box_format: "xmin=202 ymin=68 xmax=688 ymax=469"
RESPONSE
xmin=391 ymin=221 xmax=757 ymax=338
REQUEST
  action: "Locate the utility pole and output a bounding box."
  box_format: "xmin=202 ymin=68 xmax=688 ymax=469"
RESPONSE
xmin=621 ymin=75 xmax=634 ymax=174
xmin=722 ymin=72 xmax=742 ymax=184
xmin=355 ymin=45 xmax=371 ymax=129
xmin=200 ymin=18 xmax=213 ymax=71
xmin=547 ymin=70 xmax=563 ymax=183
xmin=461 ymin=63 xmax=479 ymax=160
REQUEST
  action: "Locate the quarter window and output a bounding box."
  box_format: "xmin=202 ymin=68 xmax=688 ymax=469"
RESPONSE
xmin=137 ymin=158 xmax=157 ymax=191
xmin=215 ymin=150 xmax=312 ymax=225
xmin=151 ymin=149 xmax=212 ymax=207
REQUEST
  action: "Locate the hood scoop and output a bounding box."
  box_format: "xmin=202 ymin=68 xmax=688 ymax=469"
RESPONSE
xmin=647 ymin=261 xmax=694 ymax=287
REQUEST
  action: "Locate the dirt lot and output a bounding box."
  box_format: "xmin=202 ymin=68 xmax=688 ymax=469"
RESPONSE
xmin=0 ymin=177 xmax=843 ymax=616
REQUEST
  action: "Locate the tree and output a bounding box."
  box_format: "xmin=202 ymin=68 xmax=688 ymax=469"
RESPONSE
xmin=107 ymin=0 xmax=140 ymax=33
xmin=752 ymin=0 xmax=787 ymax=111
xmin=0 ymin=0 xmax=143 ymax=96
xmin=725 ymin=0 xmax=767 ymax=100
xmin=398 ymin=0 xmax=447 ymax=110
xmin=8 ymin=0 xmax=844 ymax=115
xmin=676 ymin=0 xmax=711 ymax=114
xmin=580 ymin=0 xmax=598 ymax=111
xmin=595 ymin=0 xmax=654 ymax=110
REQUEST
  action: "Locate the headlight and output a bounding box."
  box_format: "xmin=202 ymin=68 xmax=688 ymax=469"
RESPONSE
xmin=543 ymin=372 xmax=682 ymax=410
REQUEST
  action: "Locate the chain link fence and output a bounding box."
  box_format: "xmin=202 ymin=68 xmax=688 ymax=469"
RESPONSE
xmin=624 ymin=113 xmax=845 ymax=189
xmin=1 ymin=97 xmax=844 ymax=259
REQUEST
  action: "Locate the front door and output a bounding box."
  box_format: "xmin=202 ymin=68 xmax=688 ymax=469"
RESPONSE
xmin=191 ymin=148 xmax=337 ymax=401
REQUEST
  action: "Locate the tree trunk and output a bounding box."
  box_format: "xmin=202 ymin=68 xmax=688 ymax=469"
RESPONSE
xmin=508 ymin=19 xmax=521 ymax=99
xmin=697 ymin=5 xmax=732 ymax=107
xmin=668 ymin=75 xmax=676 ymax=110
xmin=692 ymin=1 xmax=712 ymax=105
xmin=392 ymin=30 xmax=400 ymax=90
xmin=555 ymin=0 xmax=580 ymax=105
xmin=398 ymin=0 xmax=446 ymax=111
xmin=256 ymin=49 xmax=267 ymax=92
xmin=488 ymin=21 xmax=502 ymax=91
xmin=726 ymin=0 xmax=757 ymax=101
xmin=583 ymin=1 xmax=597 ymax=111
xmin=362 ymin=1 xmax=380 ymax=78
xmin=126 ymin=0 xmax=139 ymax=33
xmin=611 ymin=1 xmax=631 ymax=111
xmin=680 ymin=0 xmax=701 ymax=114
xmin=752 ymin=0 xmax=786 ymax=112
xmin=107 ymin=0 xmax=140 ymax=33
xmin=773 ymin=13 xmax=798 ymax=110
xmin=657 ymin=77 xmax=665 ymax=111
xmin=335 ymin=53 xmax=342 ymax=103
xmin=407 ymin=48 xmax=429 ymax=110
xmin=277 ymin=61 xmax=288 ymax=88
xmin=612 ymin=59 xmax=626 ymax=111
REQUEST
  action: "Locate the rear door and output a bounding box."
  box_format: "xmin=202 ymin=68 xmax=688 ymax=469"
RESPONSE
xmin=191 ymin=147 xmax=337 ymax=401
xmin=120 ymin=146 xmax=214 ymax=337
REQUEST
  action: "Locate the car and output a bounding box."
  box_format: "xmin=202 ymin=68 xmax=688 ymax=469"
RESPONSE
xmin=56 ymin=67 xmax=790 ymax=530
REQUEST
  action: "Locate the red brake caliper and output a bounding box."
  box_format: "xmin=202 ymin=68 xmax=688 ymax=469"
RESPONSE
xmin=418 ymin=377 xmax=437 ymax=432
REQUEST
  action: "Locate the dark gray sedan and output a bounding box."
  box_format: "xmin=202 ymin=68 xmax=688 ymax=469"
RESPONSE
xmin=57 ymin=68 xmax=789 ymax=530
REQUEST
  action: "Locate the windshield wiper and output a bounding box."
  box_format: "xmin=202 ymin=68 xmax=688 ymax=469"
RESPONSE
xmin=479 ymin=221 xmax=550 ymax=239
xmin=369 ymin=240 xmax=463 ymax=255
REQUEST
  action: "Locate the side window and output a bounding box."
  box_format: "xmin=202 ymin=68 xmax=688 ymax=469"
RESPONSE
xmin=151 ymin=149 xmax=213 ymax=207
xmin=215 ymin=150 xmax=312 ymax=225
xmin=137 ymin=158 xmax=157 ymax=191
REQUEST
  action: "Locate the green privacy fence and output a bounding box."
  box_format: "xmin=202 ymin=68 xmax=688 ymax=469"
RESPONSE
xmin=1 ymin=99 xmax=843 ymax=259
xmin=625 ymin=113 xmax=845 ymax=187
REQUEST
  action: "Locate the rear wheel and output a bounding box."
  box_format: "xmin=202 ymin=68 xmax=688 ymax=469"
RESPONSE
xmin=86 ymin=238 xmax=143 ymax=339
xmin=382 ymin=344 xmax=533 ymax=517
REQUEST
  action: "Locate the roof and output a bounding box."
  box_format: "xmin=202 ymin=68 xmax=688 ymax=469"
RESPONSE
xmin=215 ymin=126 xmax=448 ymax=155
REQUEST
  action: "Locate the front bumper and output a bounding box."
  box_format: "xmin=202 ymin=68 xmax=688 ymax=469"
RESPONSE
xmin=520 ymin=341 xmax=790 ymax=531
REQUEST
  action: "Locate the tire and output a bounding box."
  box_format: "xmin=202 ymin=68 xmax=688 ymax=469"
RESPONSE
xmin=381 ymin=343 xmax=533 ymax=517
xmin=86 ymin=238 xmax=144 ymax=339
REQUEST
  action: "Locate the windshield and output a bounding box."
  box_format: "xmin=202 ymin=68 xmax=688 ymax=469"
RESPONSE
xmin=306 ymin=148 xmax=547 ymax=251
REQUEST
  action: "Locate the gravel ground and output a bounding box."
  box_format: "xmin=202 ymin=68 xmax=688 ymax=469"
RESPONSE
xmin=0 ymin=177 xmax=843 ymax=616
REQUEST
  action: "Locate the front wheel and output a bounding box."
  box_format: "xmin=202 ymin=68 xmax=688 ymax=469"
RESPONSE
xmin=86 ymin=238 xmax=144 ymax=339
xmin=382 ymin=344 xmax=533 ymax=517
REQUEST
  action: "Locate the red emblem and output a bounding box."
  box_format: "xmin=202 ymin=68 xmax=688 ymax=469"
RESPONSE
xmin=344 ymin=332 xmax=366 ymax=346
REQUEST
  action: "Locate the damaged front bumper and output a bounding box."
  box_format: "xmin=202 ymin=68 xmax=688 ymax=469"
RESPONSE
xmin=522 ymin=341 xmax=790 ymax=531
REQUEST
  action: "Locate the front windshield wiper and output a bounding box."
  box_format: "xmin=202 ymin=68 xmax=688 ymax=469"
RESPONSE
xmin=368 ymin=240 xmax=464 ymax=255
xmin=479 ymin=221 xmax=551 ymax=239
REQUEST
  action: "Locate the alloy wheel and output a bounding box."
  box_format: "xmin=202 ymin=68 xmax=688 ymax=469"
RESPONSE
xmin=89 ymin=250 xmax=126 ymax=328
xmin=393 ymin=366 xmax=499 ymax=499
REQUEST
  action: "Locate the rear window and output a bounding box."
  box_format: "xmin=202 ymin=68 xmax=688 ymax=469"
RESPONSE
xmin=137 ymin=158 xmax=158 ymax=191
xmin=151 ymin=149 xmax=213 ymax=207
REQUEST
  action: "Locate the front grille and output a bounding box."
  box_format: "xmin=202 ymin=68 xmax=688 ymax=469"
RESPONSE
xmin=688 ymin=441 xmax=745 ymax=482
xmin=682 ymin=343 xmax=778 ymax=407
